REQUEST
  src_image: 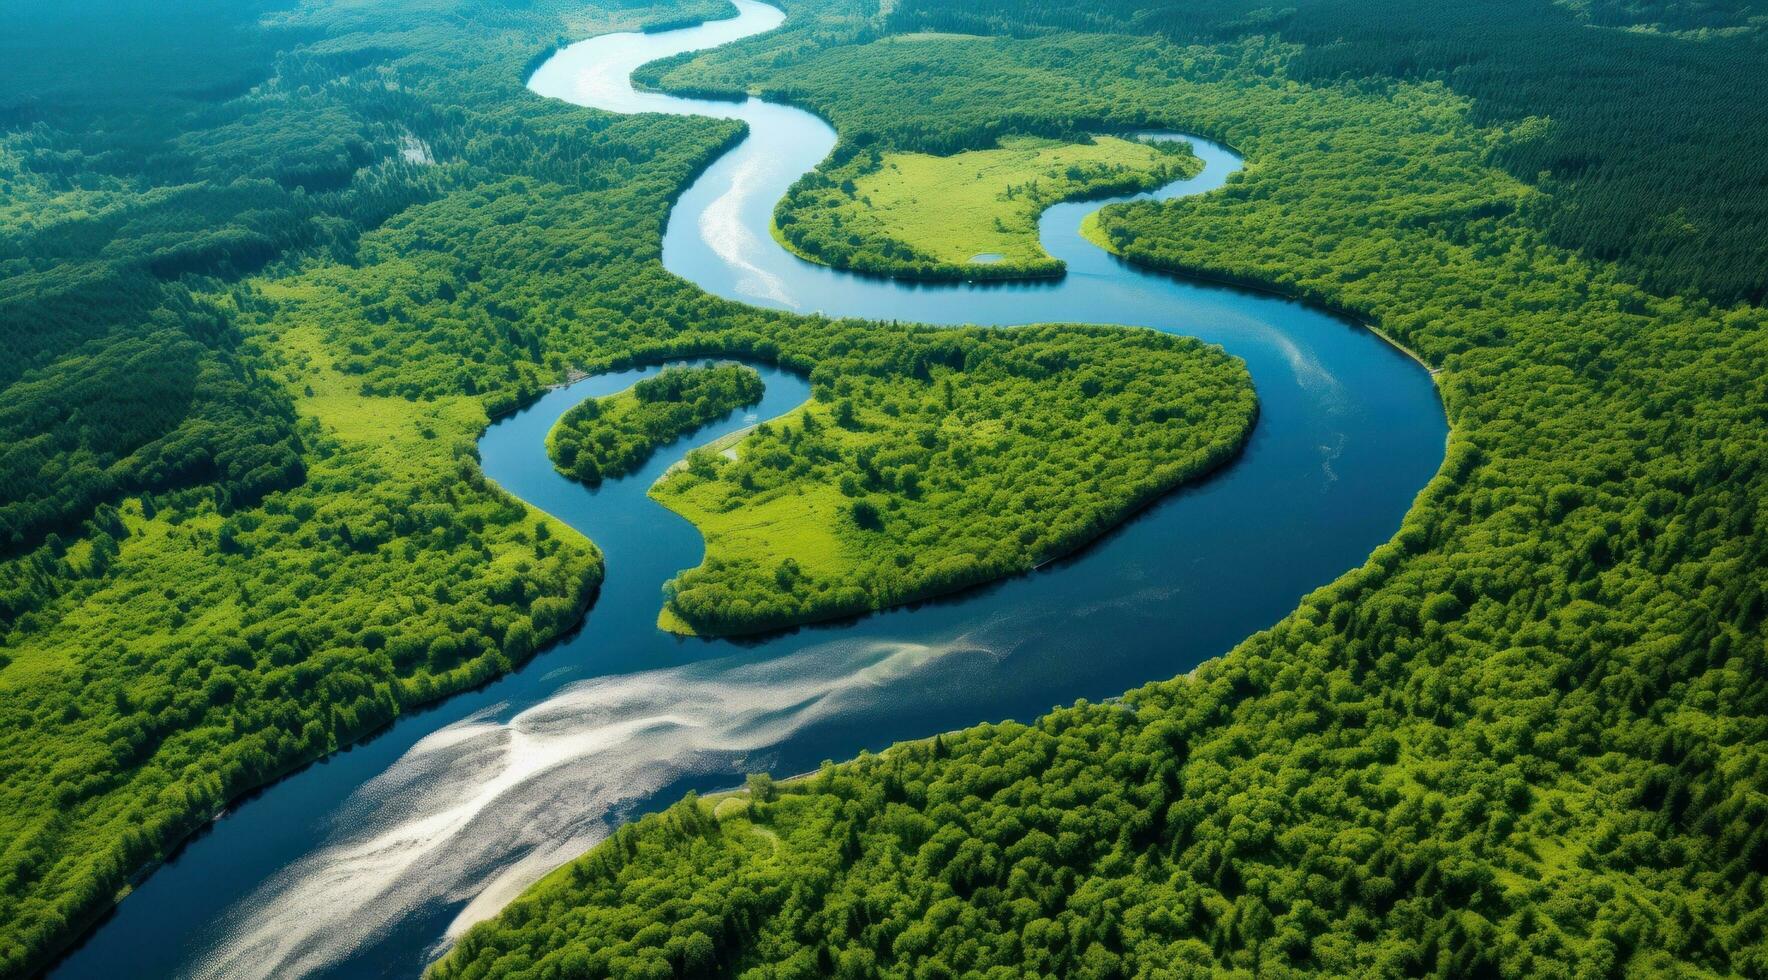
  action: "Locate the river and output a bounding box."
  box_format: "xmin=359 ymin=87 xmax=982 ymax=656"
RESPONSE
xmin=51 ymin=2 xmax=1444 ymax=976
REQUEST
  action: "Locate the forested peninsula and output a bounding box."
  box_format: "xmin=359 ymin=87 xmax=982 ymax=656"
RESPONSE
xmin=548 ymin=363 xmax=765 ymax=485
xmin=438 ymin=0 xmax=1768 ymax=976
xmin=651 ymin=326 xmax=1254 ymax=636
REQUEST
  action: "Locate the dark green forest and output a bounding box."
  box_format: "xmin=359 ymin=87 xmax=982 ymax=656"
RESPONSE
xmin=0 ymin=0 xmax=1263 ymax=972
xmin=2 ymin=0 xmax=1766 ymax=975
xmin=883 ymin=0 xmax=1768 ymax=306
xmin=438 ymin=0 xmax=1768 ymax=976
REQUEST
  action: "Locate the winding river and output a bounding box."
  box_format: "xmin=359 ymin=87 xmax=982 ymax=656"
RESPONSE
xmin=52 ymin=2 xmax=1445 ymax=977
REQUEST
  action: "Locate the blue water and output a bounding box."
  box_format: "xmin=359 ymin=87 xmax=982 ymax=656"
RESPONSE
xmin=51 ymin=2 xmax=1444 ymax=977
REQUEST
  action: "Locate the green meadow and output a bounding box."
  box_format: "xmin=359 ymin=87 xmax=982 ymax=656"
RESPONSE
xmin=773 ymin=135 xmax=1199 ymax=278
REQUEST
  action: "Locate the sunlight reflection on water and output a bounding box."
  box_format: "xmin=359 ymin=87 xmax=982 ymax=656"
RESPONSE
xmin=193 ymin=634 xmax=992 ymax=979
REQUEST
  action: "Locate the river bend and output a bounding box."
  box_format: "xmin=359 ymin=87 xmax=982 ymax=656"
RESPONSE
xmin=51 ymin=3 xmax=1444 ymax=977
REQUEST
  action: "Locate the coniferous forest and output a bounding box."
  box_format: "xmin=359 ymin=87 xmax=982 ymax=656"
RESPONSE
xmin=2 ymin=0 xmax=1766 ymax=976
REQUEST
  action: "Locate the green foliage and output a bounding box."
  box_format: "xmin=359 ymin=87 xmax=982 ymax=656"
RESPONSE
xmin=0 ymin=0 xmax=295 ymax=159
xmin=7 ymin=0 xmax=1768 ymax=974
xmin=655 ymin=0 xmax=1768 ymax=302
xmin=439 ymin=791 xmax=822 ymax=980
xmin=0 ymin=288 xmax=305 ymax=557
xmin=437 ymin=0 xmax=1768 ymax=976
xmin=0 ymin=0 xmax=1259 ymax=971
xmin=0 ymin=0 xmax=418 ymax=560
xmin=548 ymin=364 xmax=765 ymax=484
xmin=655 ymin=326 xmax=1254 ymax=635
xmin=884 ymin=0 xmax=1768 ymax=306
xmin=0 ymin=0 xmax=735 ymax=972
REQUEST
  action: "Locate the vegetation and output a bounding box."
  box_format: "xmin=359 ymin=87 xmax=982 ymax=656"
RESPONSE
xmin=0 ymin=0 xmax=325 ymax=559
xmin=0 ymin=0 xmax=1255 ymax=971
xmin=7 ymin=0 xmax=1768 ymax=973
xmin=437 ymin=0 xmax=1768 ymax=976
xmin=548 ymin=364 xmax=765 ymax=485
xmin=773 ymin=135 xmax=1198 ymax=279
xmin=654 ymin=326 xmax=1254 ymax=635
xmin=881 ymin=0 xmax=1768 ymax=306
xmin=0 ymin=0 xmax=698 ymax=971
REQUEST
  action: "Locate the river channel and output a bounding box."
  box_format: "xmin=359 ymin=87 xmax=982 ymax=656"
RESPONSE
xmin=52 ymin=2 xmax=1444 ymax=976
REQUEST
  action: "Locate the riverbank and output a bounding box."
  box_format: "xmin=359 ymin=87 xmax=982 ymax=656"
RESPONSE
xmin=1078 ymin=211 xmax=1444 ymax=382
xmin=53 ymin=3 xmax=1445 ymax=974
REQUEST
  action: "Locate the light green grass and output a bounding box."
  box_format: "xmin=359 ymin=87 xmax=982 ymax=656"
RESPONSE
xmin=853 ymin=136 xmax=1175 ymax=265
xmin=774 ymin=135 xmax=1198 ymax=277
xmin=651 ymin=415 xmax=851 ymax=635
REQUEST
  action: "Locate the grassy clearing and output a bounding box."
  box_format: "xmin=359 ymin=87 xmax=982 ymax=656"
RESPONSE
xmin=773 ymin=135 xmax=1199 ymax=279
xmin=651 ymin=452 xmax=851 ymax=635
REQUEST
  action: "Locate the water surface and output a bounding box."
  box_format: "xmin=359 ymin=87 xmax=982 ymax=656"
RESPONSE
xmin=53 ymin=3 xmax=1443 ymax=976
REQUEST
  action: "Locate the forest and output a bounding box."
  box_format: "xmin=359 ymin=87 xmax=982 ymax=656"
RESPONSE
xmin=881 ymin=0 xmax=1768 ymax=306
xmin=2 ymin=0 xmax=1765 ymax=974
xmin=436 ymin=0 xmax=1768 ymax=976
xmin=0 ymin=0 xmax=692 ymax=971
xmin=548 ymin=363 xmax=765 ymax=485
xmin=652 ymin=325 xmax=1253 ymax=634
xmin=0 ymin=0 xmax=1262 ymax=972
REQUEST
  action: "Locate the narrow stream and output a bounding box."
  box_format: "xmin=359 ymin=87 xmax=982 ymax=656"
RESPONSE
xmin=52 ymin=2 xmax=1444 ymax=977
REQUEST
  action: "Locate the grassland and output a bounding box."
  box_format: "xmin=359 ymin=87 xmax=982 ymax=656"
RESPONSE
xmin=772 ymin=135 xmax=1199 ymax=279
xmin=652 ymin=480 xmax=849 ymax=635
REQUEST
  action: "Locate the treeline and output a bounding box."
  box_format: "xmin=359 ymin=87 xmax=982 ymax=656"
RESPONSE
xmin=548 ymin=364 xmax=764 ymax=484
xmin=640 ymin=0 xmax=742 ymax=35
xmin=436 ymin=0 xmax=1768 ymax=974
xmin=638 ymin=27 xmax=1196 ymax=158
xmin=885 ymin=0 xmax=1768 ymax=305
xmin=654 ymin=325 xmax=1255 ymax=635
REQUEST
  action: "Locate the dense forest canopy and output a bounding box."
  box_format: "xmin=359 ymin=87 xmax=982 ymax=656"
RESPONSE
xmin=0 ymin=0 xmax=419 ymax=560
xmin=882 ymin=0 xmax=1768 ymax=305
xmin=439 ymin=0 xmax=1768 ymax=976
xmin=0 ymin=0 xmax=1279 ymax=972
xmin=0 ymin=0 xmax=296 ymax=150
